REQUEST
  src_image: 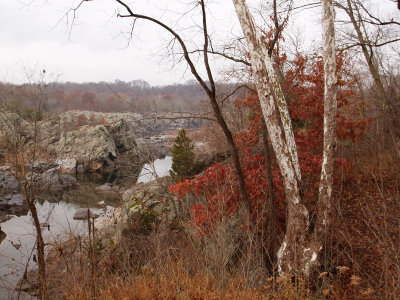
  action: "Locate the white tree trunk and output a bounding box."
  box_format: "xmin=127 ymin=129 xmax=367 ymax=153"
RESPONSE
xmin=315 ymin=0 xmax=337 ymax=238
xmin=231 ymin=0 xmax=301 ymax=183
xmin=232 ymin=0 xmax=313 ymax=277
xmin=232 ymin=0 xmax=337 ymax=277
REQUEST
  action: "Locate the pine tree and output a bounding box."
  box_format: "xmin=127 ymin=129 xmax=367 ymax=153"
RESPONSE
xmin=170 ymin=128 xmax=194 ymax=182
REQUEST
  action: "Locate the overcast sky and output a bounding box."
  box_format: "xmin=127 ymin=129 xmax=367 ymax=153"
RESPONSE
xmin=0 ymin=0 xmax=396 ymax=86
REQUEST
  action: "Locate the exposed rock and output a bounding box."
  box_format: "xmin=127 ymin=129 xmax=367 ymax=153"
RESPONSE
xmin=57 ymin=158 xmax=77 ymax=174
xmin=73 ymin=208 xmax=100 ymax=220
xmin=107 ymin=118 xmax=137 ymax=152
xmin=95 ymin=207 xmax=128 ymax=246
xmin=123 ymin=178 xmax=177 ymax=223
xmin=0 ymin=193 xmax=28 ymax=219
xmin=2 ymin=110 xmax=197 ymax=175
xmin=37 ymin=168 xmax=78 ymax=191
xmin=0 ymin=112 xmax=30 ymax=143
xmin=0 ymin=166 xmax=19 ymax=192
xmin=95 ymin=183 xmax=119 ymax=193
xmin=6 ymin=194 xmax=24 ymax=206
xmin=56 ymin=125 xmax=116 ymax=171
xmin=77 ymin=165 xmax=85 ymax=173
xmin=33 ymin=160 xmax=58 ymax=172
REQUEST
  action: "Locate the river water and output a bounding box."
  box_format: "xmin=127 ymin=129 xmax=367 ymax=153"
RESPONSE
xmin=0 ymin=156 xmax=172 ymax=299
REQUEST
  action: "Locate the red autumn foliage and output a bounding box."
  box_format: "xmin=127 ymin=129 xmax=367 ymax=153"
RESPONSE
xmin=169 ymin=52 xmax=368 ymax=234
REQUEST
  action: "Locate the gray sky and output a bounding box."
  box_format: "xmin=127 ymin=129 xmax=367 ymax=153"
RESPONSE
xmin=1 ymin=0 xmax=243 ymax=85
xmin=0 ymin=0 xmax=397 ymax=86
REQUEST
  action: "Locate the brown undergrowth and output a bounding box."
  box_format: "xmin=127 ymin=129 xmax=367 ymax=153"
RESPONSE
xmin=43 ymin=144 xmax=399 ymax=299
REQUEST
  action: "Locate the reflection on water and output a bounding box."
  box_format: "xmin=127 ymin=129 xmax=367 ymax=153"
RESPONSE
xmin=0 ymin=156 xmax=172 ymax=299
xmin=0 ymin=185 xmax=116 ymax=299
xmin=137 ymin=156 xmax=172 ymax=183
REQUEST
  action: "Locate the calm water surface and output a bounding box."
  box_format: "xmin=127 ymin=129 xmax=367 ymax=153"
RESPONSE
xmin=0 ymin=157 xmax=172 ymax=299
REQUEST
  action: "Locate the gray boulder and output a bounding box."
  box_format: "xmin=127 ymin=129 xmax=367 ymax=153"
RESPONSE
xmin=0 ymin=166 xmax=19 ymax=192
xmin=123 ymin=179 xmax=177 ymax=222
xmin=0 ymin=193 xmax=28 ymax=219
xmin=56 ymin=125 xmax=116 ymax=171
xmin=0 ymin=112 xmax=29 ymax=143
xmin=37 ymin=168 xmax=78 ymax=191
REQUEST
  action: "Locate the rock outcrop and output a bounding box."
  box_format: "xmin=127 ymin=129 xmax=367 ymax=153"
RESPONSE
xmin=0 ymin=193 xmax=28 ymax=222
xmin=56 ymin=158 xmax=77 ymax=174
xmin=0 ymin=166 xmax=19 ymax=192
xmin=56 ymin=125 xmax=117 ymax=171
xmin=40 ymin=111 xmax=141 ymax=172
xmin=2 ymin=110 xmax=198 ymax=174
xmin=122 ymin=179 xmax=178 ymax=223
xmin=37 ymin=168 xmax=78 ymax=191
xmin=0 ymin=112 xmax=29 ymax=143
xmin=94 ymin=178 xmax=178 ymax=248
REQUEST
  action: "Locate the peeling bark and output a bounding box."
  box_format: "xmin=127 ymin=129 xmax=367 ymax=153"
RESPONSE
xmin=315 ymin=0 xmax=338 ymax=240
xmin=231 ymin=0 xmax=301 ymax=184
xmin=232 ymin=0 xmax=312 ymax=277
xmin=232 ymin=0 xmax=338 ymax=278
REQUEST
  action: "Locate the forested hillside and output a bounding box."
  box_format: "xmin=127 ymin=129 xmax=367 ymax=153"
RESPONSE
xmin=0 ymin=80 xmax=238 ymax=115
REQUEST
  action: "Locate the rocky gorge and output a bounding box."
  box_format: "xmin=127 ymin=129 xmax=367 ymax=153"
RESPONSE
xmin=0 ymin=109 xmax=201 ymax=298
xmin=0 ymin=110 xmax=199 ymax=221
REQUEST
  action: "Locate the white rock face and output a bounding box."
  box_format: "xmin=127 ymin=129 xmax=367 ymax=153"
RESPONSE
xmin=57 ymin=125 xmax=116 ymax=170
xmin=56 ymin=158 xmax=77 ymax=174
xmin=2 ymin=110 xmax=196 ymax=173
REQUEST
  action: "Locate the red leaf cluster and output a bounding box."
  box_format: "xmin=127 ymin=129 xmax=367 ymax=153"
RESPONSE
xmin=169 ymin=52 xmax=367 ymax=235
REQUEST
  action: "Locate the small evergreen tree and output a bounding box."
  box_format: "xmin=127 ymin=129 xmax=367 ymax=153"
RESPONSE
xmin=170 ymin=128 xmax=195 ymax=182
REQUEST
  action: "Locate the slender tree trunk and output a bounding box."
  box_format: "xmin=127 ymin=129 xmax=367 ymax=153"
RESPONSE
xmin=26 ymin=191 xmax=48 ymax=300
xmin=314 ymin=0 xmax=338 ymax=242
xmin=342 ymin=0 xmax=400 ymax=154
xmin=344 ymin=0 xmax=388 ymax=107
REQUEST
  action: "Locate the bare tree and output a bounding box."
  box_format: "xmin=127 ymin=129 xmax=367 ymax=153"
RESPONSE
xmin=0 ymin=71 xmax=50 ymax=299
xmin=75 ymin=0 xmax=264 ymax=234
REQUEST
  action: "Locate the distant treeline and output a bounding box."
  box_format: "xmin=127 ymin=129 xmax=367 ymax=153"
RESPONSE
xmin=0 ymin=80 xmax=245 ymax=118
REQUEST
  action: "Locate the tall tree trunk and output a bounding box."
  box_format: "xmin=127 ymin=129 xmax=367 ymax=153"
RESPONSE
xmin=232 ymin=0 xmax=315 ymax=277
xmin=232 ymin=0 xmax=338 ymax=278
xmin=314 ymin=0 xmax=338 ymax=242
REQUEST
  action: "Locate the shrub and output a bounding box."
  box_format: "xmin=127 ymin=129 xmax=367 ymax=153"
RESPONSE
xmin=169 ymin=128 xmax=195 ymax=182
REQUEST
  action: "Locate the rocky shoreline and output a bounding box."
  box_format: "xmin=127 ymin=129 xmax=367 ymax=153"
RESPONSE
xmin=0 ymin=109 xmax=193 ymax=227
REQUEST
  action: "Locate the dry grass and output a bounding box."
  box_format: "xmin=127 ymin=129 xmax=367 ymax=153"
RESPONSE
xmin=42 ymin=137 xmax=400 ymax=300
